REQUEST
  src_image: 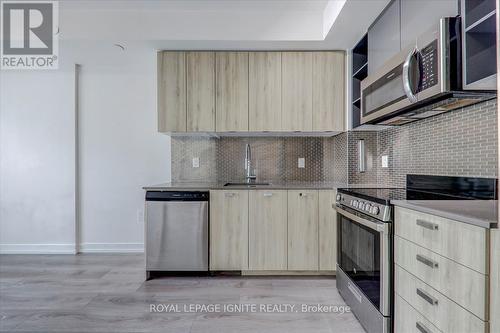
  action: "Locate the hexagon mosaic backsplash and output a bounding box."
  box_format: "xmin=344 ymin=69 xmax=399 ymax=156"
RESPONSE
xmin=171 ymin=134 xmax=349 ymax=184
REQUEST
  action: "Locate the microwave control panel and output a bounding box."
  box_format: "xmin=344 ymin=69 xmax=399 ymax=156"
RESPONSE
xmin=420 ymin=40 xmax=438 ymax=91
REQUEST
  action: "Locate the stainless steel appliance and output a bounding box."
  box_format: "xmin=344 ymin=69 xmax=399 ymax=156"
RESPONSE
xmin=145 ymin=191 xmax=209 ymax=278
xmin=335 ymin=175 xmax=496 ymax=333
xmin=361 ymin=17 xmax=496 ymax=126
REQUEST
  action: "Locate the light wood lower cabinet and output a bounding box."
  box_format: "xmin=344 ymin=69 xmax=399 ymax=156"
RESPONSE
xmin=395 ymin=295 xmax=443 ymax=333
xmin=318 ymin=190 xmax=337 ymax=271
xmin=248 ymin=190 xmax=287 ymax=270
xmin=287 ymin=190 xmax=319 ymax=270
xmin=209 ymin=190 xmax=248 ymax=270
xmin=210 ymin=189 xmax=335 ymax=273
xmin=395 ymin=265 xmax=485 ymax=333
xmin=395 ymin=235 xmax=487 ymax=319
xmin=395 ymin=207 xmax=487 ymax=274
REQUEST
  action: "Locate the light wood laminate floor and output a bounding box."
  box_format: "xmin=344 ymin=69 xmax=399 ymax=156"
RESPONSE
xmin=0 ymin=254 xmax=364 ymax=333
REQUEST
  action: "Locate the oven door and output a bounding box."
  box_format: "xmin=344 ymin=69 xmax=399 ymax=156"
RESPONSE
xmin=336 ymin=205 xmax=391 ymax=316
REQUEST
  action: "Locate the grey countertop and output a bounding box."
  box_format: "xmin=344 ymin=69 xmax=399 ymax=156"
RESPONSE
xmin=143 ymin=181 xmax=352 ymax=191
xmin=392 ymin=200 xmax=498 ymax=229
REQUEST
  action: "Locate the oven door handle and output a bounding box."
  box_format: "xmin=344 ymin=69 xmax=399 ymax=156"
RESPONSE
xmin=335 ymin=205 xmax=389 ymax=234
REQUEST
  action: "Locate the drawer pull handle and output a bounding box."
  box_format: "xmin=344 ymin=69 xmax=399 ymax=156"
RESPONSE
xmin=224 ymin=193 xmax=237 ymax=197
xmin=417 ymin=288 xmax=438 ymax=305
xmin=263 ymin=193 xmax=273 ymax=197
xmin=416 ymin=321 xmax=432 ymax=333
xmin=416 ymin=219 xmax=439 ymax=230
xmin=416 ymin=254 xmax=439 ymax=268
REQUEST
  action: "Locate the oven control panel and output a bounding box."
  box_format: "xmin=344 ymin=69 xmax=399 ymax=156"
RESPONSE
xmin=335 ymin=193 xmax=391 ymax=222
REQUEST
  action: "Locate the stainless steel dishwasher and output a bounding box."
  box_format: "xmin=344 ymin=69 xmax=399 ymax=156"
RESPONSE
xmin=145 ymin=191 xmax=209 ymax=278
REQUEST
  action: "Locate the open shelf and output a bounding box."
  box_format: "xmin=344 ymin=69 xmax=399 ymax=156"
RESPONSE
xmin=464 ymin=0 xmax=496 ymax=28
xmin=352 ymin=62 xmax=368 ymax=81
xmin=352 ymin=34 xmax=368 ymax=75
xmin=464 ymin=10 xmax=497 ymax=86
xmin=351 ymin=34 xmax=368 ymax=129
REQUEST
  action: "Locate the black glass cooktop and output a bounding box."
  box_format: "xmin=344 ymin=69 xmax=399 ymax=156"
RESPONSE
xmin=338 ymin=175 xmax=497 ymax=205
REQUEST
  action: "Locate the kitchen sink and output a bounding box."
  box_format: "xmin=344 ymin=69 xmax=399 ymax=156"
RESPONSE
xmin=224 ymin=182 xmax=271 ymax=187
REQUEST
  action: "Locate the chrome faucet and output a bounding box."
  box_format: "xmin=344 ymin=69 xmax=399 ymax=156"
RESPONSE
xmin=245 ymin=143 xmax=256 ymax=183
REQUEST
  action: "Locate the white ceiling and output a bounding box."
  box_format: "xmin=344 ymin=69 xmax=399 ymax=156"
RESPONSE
xmin=59 ymin=0 xmax=390 ymax=50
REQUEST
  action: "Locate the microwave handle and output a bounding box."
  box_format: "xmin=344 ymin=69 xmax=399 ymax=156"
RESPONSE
xmin=403 ymin=48 xmax=419 ymax=103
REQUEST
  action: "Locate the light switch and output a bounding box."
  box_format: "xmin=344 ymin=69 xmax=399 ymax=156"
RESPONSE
xmin=298 ymin=158 xmax=305 ymax=168
xmin=192 ymin=157 xmax=200 ymax=168
xmin=382 ymin=155 xmax=389 ymax=168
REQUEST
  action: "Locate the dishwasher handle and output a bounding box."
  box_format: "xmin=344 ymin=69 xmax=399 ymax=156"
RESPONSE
xmin=146 ymin=191 xmax=209 ymax=202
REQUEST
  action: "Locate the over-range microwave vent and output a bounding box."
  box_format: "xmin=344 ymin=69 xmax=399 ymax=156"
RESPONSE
xmin=375 ymin=92 xmax=496 ymax=126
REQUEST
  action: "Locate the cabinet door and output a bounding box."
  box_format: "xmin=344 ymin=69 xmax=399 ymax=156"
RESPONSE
xmin=216 ymin=52 xmax=249 ymax=131
xmin=249 ymin=52 xmax=282 ymax=131
xmin=249 ymin=190 xmax=287 ymax=270
xmin=400 ymin=0 xmax=458 ymax=49
xmin=287 ymin=190 xmax=319 ymax=270
xmin=282 ymin=52 xmax=313 ymax=131
xmin=157 ymin=51 xmax=186 ymax=132
xmin=210 ymin=190 xmax=248 ymax=270
xmin=186 ymin=52 xmax=215 ymax=131
xmin=368 ymin=0 xmax=401 ymax=75
xmin=318 ymin=190 xmax=337 ymax=271
xmin=312 ymin=52 xmax=345 ymax=132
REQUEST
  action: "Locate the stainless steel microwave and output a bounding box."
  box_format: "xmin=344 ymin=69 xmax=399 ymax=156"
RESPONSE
xmin=361 ymin=17 xmax=495 ymax=126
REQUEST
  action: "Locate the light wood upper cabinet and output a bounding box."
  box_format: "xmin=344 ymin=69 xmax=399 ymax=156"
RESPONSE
xmin=157 ymin=52 xmax=186 ymax=132
xmin=282 ymin=52 xmax=313 ymax=131
xmin=216 ymin=52 xmax=249 ymax=131
xmin=249 ymin=52 xmax=282 ymax=131
xmin=287 ymin=190 xmax=319 ymax=270
xmin=318 ymin=190 xmax=337 ymax=271
xmin=248 ymin=190 xmax=287 ymax=270
xmin=313 ymin=52 xmax=345 ymax=131
xmin=210 ymin=190 xmax=249 ymax=270
xmin=186 ymin=52 xmax=215 ymax=132
xmin=158 ymin=51 xmax=346 ymax=133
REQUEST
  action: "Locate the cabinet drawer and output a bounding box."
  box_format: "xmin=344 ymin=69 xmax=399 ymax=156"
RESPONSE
xmin=394 ymin=207 xmax=487 ymax=274
xmin=395 ymin=295 xmax=442 ymax=333
xmin=395 ymin=236 xmax=487 ymax=320
xmin=395 ymin=266 xmax=486 ymax=333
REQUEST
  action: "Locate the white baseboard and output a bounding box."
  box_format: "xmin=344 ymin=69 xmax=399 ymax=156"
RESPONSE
xmin=0 ymin=243 xmax=144 ymax=254
xmin=79 ymin=243 xmax=144 ymax=253
xmin=0 ymin=243 xmax=77 ymax=254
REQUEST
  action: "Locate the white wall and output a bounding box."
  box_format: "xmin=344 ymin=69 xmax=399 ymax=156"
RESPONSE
xmin=0 ymin=42 xmax=171 ymax=253
xmin=0 ymin=67 xmax=77 ymax=253
xmin=76 ymin=43 xmax=170 ymax=252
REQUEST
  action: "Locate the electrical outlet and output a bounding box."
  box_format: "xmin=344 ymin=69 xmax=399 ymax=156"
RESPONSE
xmin=382 ymin=155 xmax=389 ymax=168
xmin=137 ymin=208 xmax=144 ymax=224
xmin=298 ymin=157 xmax=305 ymax=168
xmin=192 ymin=157 xmax=200 ymax=168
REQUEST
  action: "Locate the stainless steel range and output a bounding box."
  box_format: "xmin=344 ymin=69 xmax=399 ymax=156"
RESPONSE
xmin=335 ymin=175 xmax=497 ymax=333
xmin=335 ymin=189 xmax=400 ymax=333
